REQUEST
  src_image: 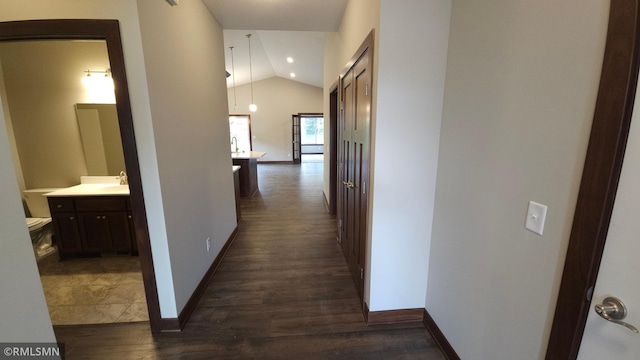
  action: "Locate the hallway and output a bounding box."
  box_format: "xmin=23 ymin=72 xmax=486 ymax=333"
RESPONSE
xmin=54 ymin=163 xmax=443 ymax=359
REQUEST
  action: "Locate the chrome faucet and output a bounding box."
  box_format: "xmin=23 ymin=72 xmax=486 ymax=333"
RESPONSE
xmin=119 ymin=170 xmax=128 ymax=185
xmin=231 ymin=136 xmax=239 ymax=153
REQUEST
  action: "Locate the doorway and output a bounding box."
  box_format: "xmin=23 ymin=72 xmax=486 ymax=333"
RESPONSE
xmin=546 ymin=0 xmax=640 ymax=357
xmin=337 ymin=32 xmax=374 ymax=305
xmin=0 ymin=20 xmax=162 ymax=332
xmin=1 ymin=39 xmax=148 ymax=325
xmin=292 ymin=113 xmax=325 ymax=164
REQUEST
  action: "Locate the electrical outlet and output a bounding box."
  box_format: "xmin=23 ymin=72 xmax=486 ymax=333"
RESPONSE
xmin=206 ymin=237 xmax=211 ymax=252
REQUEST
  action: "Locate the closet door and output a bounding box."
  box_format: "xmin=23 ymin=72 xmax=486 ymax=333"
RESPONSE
xmin=339 ymin=42 xmax=372 ymax=301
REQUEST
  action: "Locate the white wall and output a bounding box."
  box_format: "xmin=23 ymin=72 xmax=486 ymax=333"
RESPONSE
xmin=427 ymin=0 xmax=609 ymax=358
xmin=323 ymin=0 xmax=381 ymax=201
xmin=0 ymin=89 xmax=55 ymax=343
xmin=136 ymin=0 xmax=237 ymax=313
xmin=229 ymin=77 xmax=323 ymax=162
xmin=324 ymin=0 xmax=451 ymax=311
xmin=367 ymin=0 xmax=451 ymax=311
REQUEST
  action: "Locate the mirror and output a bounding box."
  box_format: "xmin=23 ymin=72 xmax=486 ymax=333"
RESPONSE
xmin=75 ymin=103 xmax=125 ymax=175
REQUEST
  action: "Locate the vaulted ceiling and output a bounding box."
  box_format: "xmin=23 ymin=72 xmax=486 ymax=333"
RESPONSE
xmin=202 ymin=0 xmax=348 ymax=88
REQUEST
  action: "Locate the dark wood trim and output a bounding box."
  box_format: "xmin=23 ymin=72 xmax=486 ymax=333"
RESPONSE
xmin=157 ymin=318 xmax=181 ymax=332
xmin=363 ymin=302 xmax=370 ymax=323
xmin=0 ymin=19 xmax=163 ymax=332
xmin=337 ymin=29 xmax=375 ymax=309
xmin=546 ymin=1 xmax=640 ymax=358
xmin=259 ymin=161 xmax=294 ymax=165
xmin=340 ymin=30 xmax=375 ymax=79
xmin=172 ymin=227 xmax=239 ymax=331
xmin=328 ymin=84 xmax=338 ymax=215
xmin=292 ymin=114 xmax=301 ymax=164
xmin=365 ymin=307 xmax=424 ymax=325
xmin=322 ymin=191 xmax=330 ymax=214
xmin=423 ymin=309 xmax=461 ymax=360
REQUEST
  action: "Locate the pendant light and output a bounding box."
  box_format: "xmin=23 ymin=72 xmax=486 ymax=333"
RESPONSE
xmin=229 ymin=46 xmax=237 ymax=110
xmin=247 ymin=33 xmax=257 ymax=112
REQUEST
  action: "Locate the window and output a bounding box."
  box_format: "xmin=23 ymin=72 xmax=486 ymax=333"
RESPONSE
xmin=301 ymin=116 xmax=324 ymax=145
xmin=229 ymin=115 xmax=252 ymax=153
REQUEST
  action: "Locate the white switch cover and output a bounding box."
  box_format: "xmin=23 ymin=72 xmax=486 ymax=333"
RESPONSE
xmin=525 ymin=201 xmax=547 ymax=235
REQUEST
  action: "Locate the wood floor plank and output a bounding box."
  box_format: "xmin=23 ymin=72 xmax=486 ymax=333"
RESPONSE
xmin=54 ymin=163 xmax=444 ymax=359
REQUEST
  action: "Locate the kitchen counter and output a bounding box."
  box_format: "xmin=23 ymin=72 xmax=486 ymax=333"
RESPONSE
xmin=232 ymin=151 xmax=266 ymax=198
xmin=231 ymin=151 xmax=266 ymax=160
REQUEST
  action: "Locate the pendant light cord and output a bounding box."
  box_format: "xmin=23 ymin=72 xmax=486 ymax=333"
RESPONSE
xmin=229 ymin=46 xmax=237 ymax=109
xmin=247 ymin=34 xmax=255 ymax=105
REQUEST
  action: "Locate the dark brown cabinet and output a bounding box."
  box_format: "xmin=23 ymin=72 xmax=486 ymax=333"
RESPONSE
xmin=232 ymin=158 xmax=259 ymax=197
xmin=48 ymin=196 xmax=136 ymax=259
xmin=51 ymin=213 xmax=83 ymax=253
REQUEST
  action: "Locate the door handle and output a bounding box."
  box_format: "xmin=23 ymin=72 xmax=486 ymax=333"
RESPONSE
xmin=342 ymin=181 xmax=355 ymax=189
xmin=594 ymin=296 xmax=639 ymax=333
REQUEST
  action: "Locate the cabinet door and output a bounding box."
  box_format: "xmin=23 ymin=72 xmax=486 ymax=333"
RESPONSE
xmin=51 ymin=213 xmax=83 ymax=255
xmin=79 ymin=212 xmax=110 ymax=252
xmin=79 ymin=212 xmax=133 ymax=252
xmin=106 ymin=213 xmax=133 ymax=252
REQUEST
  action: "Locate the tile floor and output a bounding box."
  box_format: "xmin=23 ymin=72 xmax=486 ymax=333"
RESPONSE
xmin=37 ymin=249 xmax=148 ymax=325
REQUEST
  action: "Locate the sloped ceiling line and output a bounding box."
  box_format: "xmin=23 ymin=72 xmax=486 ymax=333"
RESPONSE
xmin=204 ymin=0 xmax=346 ymax=88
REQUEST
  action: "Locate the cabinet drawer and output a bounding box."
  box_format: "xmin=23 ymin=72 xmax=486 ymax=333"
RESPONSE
xmin=75 ymin=197 xmax=128 ymax=212
xmin=48 ymin=198 xmax=75 ymax=213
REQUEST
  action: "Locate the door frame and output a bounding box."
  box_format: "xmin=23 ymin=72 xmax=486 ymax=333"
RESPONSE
xmin=336 ymin=30 xmax=374 ymax=308
xmin=0 ymin=19 xmax=163 ymax=332
xmin=546 ymin=0 xmax=640 ymax=358
xmin=329 ymin=86 xmax=338 ymax=215
xmin=297 ymin=113 xmax=325 ymax=157
xmin=292 ymin=114 xmax=301 ymax=164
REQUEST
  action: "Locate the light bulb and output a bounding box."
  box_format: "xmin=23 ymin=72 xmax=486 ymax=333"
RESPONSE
xmin=249 ymin=103 xmax=257 ymax=112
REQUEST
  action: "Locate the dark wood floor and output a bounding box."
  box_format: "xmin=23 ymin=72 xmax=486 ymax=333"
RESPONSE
xmin=54 ymin=163 xmax=444 ymax=359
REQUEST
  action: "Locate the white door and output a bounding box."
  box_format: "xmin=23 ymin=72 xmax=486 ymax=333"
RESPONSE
xmin=577 ymin=81 xmax=640 ymax=358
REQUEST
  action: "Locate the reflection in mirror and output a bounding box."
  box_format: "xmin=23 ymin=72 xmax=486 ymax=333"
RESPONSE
xmin=75 ymin=103 xmax=125 ymax=175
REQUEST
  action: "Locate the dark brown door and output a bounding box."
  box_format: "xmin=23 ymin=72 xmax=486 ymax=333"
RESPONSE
xmin=292 ymin=114 xmax=301 ymax=164
xmin=339 ymin=44 xmax=372 ymax=300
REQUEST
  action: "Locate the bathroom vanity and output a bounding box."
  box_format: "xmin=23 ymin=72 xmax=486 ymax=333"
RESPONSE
xmin=231 ymin=151 xmax=266 ymax=197
xmin=45 ymin=178 xmax=136 ymax=259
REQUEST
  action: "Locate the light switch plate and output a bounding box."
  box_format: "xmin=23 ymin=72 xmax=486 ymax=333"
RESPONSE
xmin=525 ymin=201 xmax=547 ymax=235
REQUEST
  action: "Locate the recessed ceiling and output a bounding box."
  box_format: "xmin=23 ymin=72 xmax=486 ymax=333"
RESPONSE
xmin=203 ymin=0 xmax=347 ymax=89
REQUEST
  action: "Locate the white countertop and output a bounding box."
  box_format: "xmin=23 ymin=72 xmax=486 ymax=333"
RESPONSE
xmin=231 ymin=151 xmax=266 ymax=159
xmin=44 ymin=183 xmax=130 ymax=197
